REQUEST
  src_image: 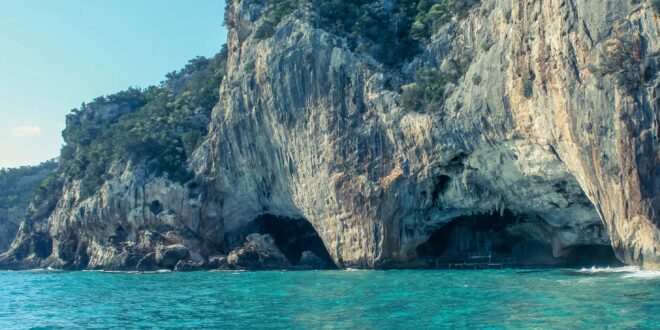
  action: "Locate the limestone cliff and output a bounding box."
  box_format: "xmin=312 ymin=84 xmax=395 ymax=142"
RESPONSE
xmin=1 ymin=0 xmax=658 ymax=270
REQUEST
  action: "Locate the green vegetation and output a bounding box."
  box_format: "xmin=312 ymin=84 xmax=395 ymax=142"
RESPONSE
xmin=401 ymin=57 xmax=472 ymax=112
xmin=40 ymin=0 xmax=487 ymax=200
xmin=254 ymin=0 xmax=300 ymax=39
xmin=411 ymin=0 xmax=481 ymax=41
xmin=0 ymin=160 xmax=58 ymax=210
xmin=56 ymin=45 xmax=228 ymax=199
xmin=596 ymin=33 xmax=643 ymax=93
xmin=310 ymin=0 xmax=420 ymax=66
xmin=250 ymin=0 xmax=483 ymax=111
xmin=253 ymin=0 xmax=480 ymax=66
xmin=401 ymin=68 xmax=445 ymax=111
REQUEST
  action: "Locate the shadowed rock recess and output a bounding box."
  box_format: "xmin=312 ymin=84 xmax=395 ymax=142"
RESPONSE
xmin=1 ymin=0 xmax=658 ymax=270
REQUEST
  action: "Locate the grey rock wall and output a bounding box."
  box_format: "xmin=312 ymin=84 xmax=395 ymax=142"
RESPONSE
xmin=203 ymin=0 xmax=658 ymax=268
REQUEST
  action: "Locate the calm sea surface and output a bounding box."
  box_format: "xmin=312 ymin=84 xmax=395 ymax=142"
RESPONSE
xmin=0 ymin=267 xmax=658 ymax=329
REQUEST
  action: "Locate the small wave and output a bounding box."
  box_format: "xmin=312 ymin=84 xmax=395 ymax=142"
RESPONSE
xmin=100 ymin=270 xmax=139 ymax=274
xmin=99 ymin=269 xmax=173 ymax=275
xmin=27 ymin=268 xmax=64 ymax=273
xmin=576 ymin=266 xmax=640 ymax=274
xmin=344 ymin=268 xmax=368 ymax=272
xmin=622 ymin=270 xmax=660 ymax=279
xmin=571 ymin=266 xmax=660 ymax=279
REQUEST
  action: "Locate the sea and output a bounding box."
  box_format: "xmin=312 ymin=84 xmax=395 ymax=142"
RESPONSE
xmin=0 ymin=267 xmax=658 ymax=329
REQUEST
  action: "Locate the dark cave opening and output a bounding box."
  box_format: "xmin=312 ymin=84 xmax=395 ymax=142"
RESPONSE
xmin=416 ymin=210 xmax=621 ymax=267
xmin=416 ymin=210 xmax=518 ymax=260
xmin=559 ymin=245 xmax=623 ymax=267
xmin=32 ymin=233 xmax=53 ymax=259
xmin=149 ymin=200 xmax=163 ymax=215
xmin=431 ymin=175 xmax=452 ymax=201
xmin=238 ymin=214 xmax=336 ymax=268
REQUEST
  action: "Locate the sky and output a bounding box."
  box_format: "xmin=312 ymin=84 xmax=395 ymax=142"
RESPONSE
xmin=0 ymin=0 xmax=228 ymax=168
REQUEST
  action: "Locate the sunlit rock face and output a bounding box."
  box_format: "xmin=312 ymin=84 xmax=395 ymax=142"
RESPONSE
xmin=204 ymin=0 xmax=658 ymax=268
xmin=1 ymin=0 xmax=658 ymax=270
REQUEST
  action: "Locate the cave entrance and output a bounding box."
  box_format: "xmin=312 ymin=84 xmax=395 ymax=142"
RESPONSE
xmin=416 ymin=210 xmax=621 ymax=267
xmin=416 ymin=210 xmax=519 ymax=262
xmin=240 ymin=214 xmax=336 ymax=268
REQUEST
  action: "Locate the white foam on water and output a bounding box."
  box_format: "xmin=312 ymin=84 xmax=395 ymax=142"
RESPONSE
xmin=575 ymin=266 xmax=660 ymax=279
xmin=344 ymin=268 xmax=367 ymax=272
xmin=210 ymin=269 xmax=234 ymax=272
xmin=27 ymin=268 xmax=64 ymax=273
xmin=100 ymin=270 xmax=138 ymax=274
xmin=576 ymin=266 xmax=640 ymax=274
xmin=98 ymin=269 xmax=175 ymax=275
xmin=26 ymin=268 xmax=46 ymax=272
xmin=622 ymin=270 xmax=660 ymax=279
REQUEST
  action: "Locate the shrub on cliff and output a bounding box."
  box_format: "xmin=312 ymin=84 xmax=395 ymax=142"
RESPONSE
xmin=56 ymin=46 xmax=228 ymax=199
xmin=252 ymin=0 xmax=481 ymax=69
xmin=402 ymin=57 xmax=472 ymax=112
xmin=595 ymin=32 xmax=644 ymax=93
xmin=254 ymin=0 xmax=299 ymax=40
xmin=254 ymin=0 xmax=422 ymax=66
xmin=411 ymin=0 xmax=481 ymax=41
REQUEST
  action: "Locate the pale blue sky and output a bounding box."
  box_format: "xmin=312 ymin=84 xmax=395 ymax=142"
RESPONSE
xmin=0 ymin=0 xmax=227 ymax=168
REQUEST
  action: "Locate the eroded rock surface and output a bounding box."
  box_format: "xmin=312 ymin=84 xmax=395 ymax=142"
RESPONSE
xmin=156 ymin=244 xmax=190 ymax=269
xmin=195 ymin=0 xmax=657 ymax=268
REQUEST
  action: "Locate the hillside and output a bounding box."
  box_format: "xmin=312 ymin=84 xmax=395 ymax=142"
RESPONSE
xmin=0 ymin=161 xmax=57 ymax=251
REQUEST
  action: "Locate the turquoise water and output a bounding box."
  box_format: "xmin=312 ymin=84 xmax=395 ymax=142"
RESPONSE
xmin=0 ymin=268 xmax=658 ymax=329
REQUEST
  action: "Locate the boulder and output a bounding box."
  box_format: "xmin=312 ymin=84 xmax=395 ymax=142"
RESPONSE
xmin=174 ymin=260 xmax=205 ymax=272
xmin=208 ymin=255 xmax=229 ymax=269
xmin=227 ymin=233 xmax=290 ymax=270
xmin=155 ymin=244 xmax=190 ymax=269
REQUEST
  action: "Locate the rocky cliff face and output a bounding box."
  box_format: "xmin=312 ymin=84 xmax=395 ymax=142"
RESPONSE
xmin=1 ymin=0 xmax=658 ymax=270
xmin=202 ymin=0 xmax=659 ymax=268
